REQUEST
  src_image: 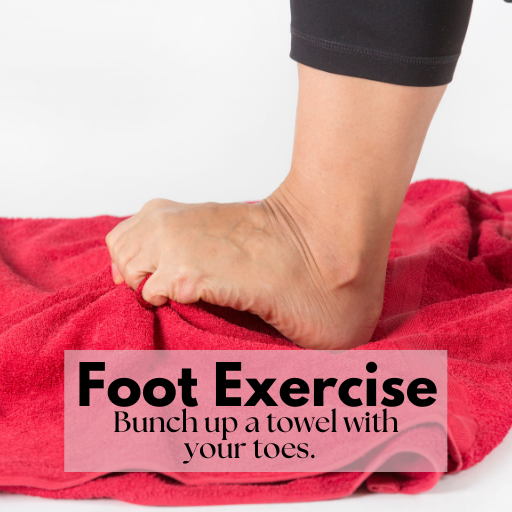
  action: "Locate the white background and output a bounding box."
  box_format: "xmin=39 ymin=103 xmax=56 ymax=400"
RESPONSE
xmin=0 ymin=0 xmax=511 ymax=510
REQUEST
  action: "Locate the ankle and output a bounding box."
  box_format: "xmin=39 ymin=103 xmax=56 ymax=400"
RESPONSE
xmin=258 ymin=184 xmax=390 ymax=293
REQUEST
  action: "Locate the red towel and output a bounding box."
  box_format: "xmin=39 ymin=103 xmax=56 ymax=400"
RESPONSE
xmin=0 ymin=179 xmax=511 ymax=506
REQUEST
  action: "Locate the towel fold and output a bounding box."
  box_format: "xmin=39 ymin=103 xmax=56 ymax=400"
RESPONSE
xmin=0 ymin=179 xmax=511 ymax=506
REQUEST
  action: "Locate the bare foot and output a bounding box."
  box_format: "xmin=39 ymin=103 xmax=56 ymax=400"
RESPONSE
xmin=105 ymin=187 xmax=386 ymax=350
xmin=105 ymin=63 xmax=447 ymax=350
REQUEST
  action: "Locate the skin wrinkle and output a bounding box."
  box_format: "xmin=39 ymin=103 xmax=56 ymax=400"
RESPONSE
xmin=262 ymin=197 xmax=321 ymax=284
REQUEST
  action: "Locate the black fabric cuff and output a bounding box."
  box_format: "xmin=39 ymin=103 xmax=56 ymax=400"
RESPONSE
xmin=290 ymin=28 xmax=460 ymax=87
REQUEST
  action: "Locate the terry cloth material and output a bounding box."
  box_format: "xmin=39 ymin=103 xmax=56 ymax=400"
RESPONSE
xmin=0 ymin=179 xmax=511 ymax=506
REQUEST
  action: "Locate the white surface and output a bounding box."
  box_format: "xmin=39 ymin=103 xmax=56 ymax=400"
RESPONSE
xmin=0 ymin=0 xmax=511 ymax=219
xmin=0 ymin=0 xmax=511 ymax=510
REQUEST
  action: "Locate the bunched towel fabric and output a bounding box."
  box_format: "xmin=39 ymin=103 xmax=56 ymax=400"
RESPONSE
xmin=0 ymin=179 xmax=511 ymax=505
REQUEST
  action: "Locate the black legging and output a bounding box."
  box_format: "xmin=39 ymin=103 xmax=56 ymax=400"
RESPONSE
xmin=290 ymin=0 xmax=486 ymax=87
